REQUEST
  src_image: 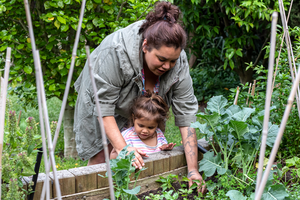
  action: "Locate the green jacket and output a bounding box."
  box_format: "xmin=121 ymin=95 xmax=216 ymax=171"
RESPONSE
xmin=74 ymin=20 xmax=198 ymax=161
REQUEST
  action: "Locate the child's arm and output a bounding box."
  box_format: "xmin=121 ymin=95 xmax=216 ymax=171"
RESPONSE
xmin=159 ymin=143 xmax=176 ymax=151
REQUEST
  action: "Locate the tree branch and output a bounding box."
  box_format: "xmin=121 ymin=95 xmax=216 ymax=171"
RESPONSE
xmin=136 ymin=2 xmax=153 ymax=22
xmin=9 ymin=17 xmax=28 ymax=34
xmin=253 ymin=33 xmax=270 ymax=67
xmin=116 ymin=0 xmax=128 ymax=22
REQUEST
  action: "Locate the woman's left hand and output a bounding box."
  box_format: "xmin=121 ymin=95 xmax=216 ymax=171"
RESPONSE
xmin=159 ymin=143 xmax=176 ymax=151
xmin=188 ymin=169 xmax=207 ymax=194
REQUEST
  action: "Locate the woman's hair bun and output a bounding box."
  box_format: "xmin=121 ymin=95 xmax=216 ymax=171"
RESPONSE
xmin=145 ymin=1 xmax=180 ymax=25
xmin=139 ymin=1 xmax=186 ymax=50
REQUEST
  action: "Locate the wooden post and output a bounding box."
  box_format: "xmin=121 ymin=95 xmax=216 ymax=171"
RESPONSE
xmin=246 ymin=83 xmax=252 ymax=105
xmin=0 ymin=47 xmax=11 ymax=200
xmin=234 ymin=86 xmax=240 ymax=105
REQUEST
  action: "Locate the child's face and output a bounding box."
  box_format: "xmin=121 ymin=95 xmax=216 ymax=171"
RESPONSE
xmin=133 ymin=117 xmax=158 ymax=140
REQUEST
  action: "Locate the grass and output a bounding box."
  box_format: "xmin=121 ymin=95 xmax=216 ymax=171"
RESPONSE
xmin=7 ymin=94 xmax=205 ymax=171
xmin=164 ymin=107 xmax=205 ymax=146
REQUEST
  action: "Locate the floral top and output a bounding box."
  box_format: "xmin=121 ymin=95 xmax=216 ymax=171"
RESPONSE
xmin=141 ymin=69 xmax=160 ymax=94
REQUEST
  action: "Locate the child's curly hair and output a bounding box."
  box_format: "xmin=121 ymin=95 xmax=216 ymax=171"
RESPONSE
xmin=129 ymin=91 xmax=169 ymax=132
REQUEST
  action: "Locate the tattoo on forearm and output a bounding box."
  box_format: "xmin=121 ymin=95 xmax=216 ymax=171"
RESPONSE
xmin=187 ymin=127 xmax=196 ymax=138
xmin=184 ymin=128 xmax=197 ymax=159
xmin=188 ymin=170 xmax=196 ymax=178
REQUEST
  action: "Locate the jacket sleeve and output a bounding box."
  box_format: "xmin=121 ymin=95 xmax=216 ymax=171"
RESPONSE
xmin=171 ymin=52 xmax=198 ymax=127
xmin=75 ymin=43 xmax=130 ymax=119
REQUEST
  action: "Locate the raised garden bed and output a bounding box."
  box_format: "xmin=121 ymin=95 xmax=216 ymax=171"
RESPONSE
xmin=22 ymin=139 xmax=211 ymax=200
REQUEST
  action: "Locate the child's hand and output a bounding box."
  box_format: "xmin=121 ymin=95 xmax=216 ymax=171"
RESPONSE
xmin=159 ymin=143 xmax=176 ymax=151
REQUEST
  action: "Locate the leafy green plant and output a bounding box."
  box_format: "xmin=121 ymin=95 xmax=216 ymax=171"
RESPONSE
xmin=2 ymin=108 xmax=42 ymax=199
xmin=102 ymin=145 xmax=145 ymax=200
xmin=191 ymin=95 xmax=278 ymax=180
xmin=227 ymin=24 xmax=300 ymax=158
xmin=190 ymin=66 xmax=239 ymax=102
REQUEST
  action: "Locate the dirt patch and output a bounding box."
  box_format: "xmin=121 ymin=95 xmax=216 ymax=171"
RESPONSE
xmin=137 ymin=174 xmax=218 ymax=199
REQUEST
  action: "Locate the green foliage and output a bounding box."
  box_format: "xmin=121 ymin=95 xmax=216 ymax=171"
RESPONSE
xmin=0 ymin=0 xmax=157 ymax=108
xmin=103 ymin=145 xmax=145 ymax=200
xmin=227 ymin=24 xmax=300 ymax=157
xmin=190 ymin=66 xmax=239 ymax=102
xmin=2 ymin=105 xmax=42 ymax=199
xmin=176 ymin=0 xmax=290 ymax=84
xmin=192 ymin=95 xmax=278 ymax=179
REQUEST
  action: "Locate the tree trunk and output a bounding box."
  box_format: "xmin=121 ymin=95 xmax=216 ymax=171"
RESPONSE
xmin=234 ymin=66 xmax=254 ymax=85
xmin=64 ymin=104 xmax=78 ymax=158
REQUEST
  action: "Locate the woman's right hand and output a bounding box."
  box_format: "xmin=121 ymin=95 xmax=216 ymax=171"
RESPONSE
xmin=126 ymin=147 xmax=148 ymax=169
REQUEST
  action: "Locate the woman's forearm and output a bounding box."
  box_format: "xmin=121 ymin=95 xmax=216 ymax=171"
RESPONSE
xmin=179 ymin=126 xmax=198 ymax=171
xmin=102 ymin=116 xmax=127 ymax=153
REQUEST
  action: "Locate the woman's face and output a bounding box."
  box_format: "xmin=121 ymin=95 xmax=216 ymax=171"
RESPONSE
xmin=143 ymin=40 xmax=181 ymax=76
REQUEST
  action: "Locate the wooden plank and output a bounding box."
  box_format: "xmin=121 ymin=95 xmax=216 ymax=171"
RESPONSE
xmin=27 ymin=173 xmax=53 ymax=200
xmin=138 ymin=158 xmax=153 ymax=179
xmin=68 ymin=165 xmax=97 ymax=193
xmin=53 ymin=165 xmax=189 ymax=200
xmin=145 ymin=153 xmax=170 ymax=175
xmin=168 ymin=146 xmax=186 ymax=170
xmin=49 ymin=170 xmax=75 ymax=197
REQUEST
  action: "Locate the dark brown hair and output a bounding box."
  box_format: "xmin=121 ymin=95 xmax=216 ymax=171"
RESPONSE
xmin=130 ymin=91 xmax=169 ymax=132
xmin=139 ymin=1 xmax=186 ymax=51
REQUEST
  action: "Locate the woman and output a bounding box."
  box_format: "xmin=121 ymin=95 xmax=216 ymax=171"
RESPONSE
xmin=74 ymin=1 xmax=206 ymax=193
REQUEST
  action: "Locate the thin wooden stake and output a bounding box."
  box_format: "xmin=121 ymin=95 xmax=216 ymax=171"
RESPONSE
xmin=255 ymin=40 xmax=300 ymax=200
xmin=255 ymin=12 xmax=278 ymax=197
xmin=23 ymin=0 xmax=61 ymax=198
xmin=248 ymin=80 xmax=256 ymax=107
xmin=246 ymin=83 xmax=252 ymax=105
xmin=41 ymin=0 xmax=87 ymax=197
xmin=234 ymin=86 xmax=240 ymax=105
xmin=86 ymin=46 xmax=115 ymax=200
xmin=277 ymin=0 xmax=300 ymax=120
xmin=0 ymin=47 xmax=11 ymax=200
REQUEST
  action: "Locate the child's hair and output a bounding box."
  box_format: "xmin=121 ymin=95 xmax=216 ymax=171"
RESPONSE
xmin=130 ymin=91 xmax=169 ymax=132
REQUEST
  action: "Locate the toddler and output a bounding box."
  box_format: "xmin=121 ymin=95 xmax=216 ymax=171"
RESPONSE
xmin=110 ymin=92 xmax=176 ymax=159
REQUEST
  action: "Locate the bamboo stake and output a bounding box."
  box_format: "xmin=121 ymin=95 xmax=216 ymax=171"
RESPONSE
xmin=233 ymin=86 xmax=239 ymax=105
xmin=86 ymin=46 xmax=115 ymax=200
xmin=255 ymin=12 xmax=278 ymax=196
xmin=0 ymin=47 xmax=11 ymax=200
xmin=36 ymin=51 xmax=62 ymax=199
xmin=41 ymin=0 xmax=87 ymax=197
xmin=23 ymin=0 xmax=61 ymax=199
xmin=255 ymin=45 xmax=300 ymax=200
xmin=248 ymin=80 xmax=256 ymax=107
xmin=277 ymin=0 xmax=300 ymax=120
xmin=246 ymin=83 xmax=252 ymax=105
xmin=271 ymin=0 xmax=293 ymax=92
xmin=251 ymin=80 xmax=256 ymax=96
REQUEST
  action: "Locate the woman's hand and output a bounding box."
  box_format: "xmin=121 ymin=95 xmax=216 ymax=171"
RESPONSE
xmin=127 ymin=147 xmax=148 ymax=169
xmin=188 ymin=169 xmax=207 ymax=194
xmin=159 ymin=143 xmax=176 ymax=151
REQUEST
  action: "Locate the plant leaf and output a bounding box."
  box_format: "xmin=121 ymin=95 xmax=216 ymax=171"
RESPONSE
xmin=226 ymin=190 xmax=247 ymax=200
xmin=262 ymin=184 xmax=289 ymax=200
xmin=190 ymin=122 xmax=214 ymax=137
xmin=196 ymin=112 xmax=220 ymax=130
xmin=206 ymin=95 xmax=228 ymax=115
xmin=266 ymin=123 xmax=279 ymax=147
xmin=229 ymin=121 xmax=249 ymax=139
xmin=199 ymin=151 xmax=226 ymax=177
xmin=232 ymin=107 xmax=255 ymax=122
xmin=122 ymin=186 xmax=140 ymax=195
